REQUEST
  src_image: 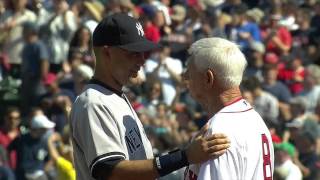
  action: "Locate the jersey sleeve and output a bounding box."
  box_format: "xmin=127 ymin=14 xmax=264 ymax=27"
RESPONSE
xmin=71 ymin=101 xmax=126 ymax=178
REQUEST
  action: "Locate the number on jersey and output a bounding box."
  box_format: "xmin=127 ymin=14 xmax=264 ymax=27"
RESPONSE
xmin=262 ymin=134 xmax=272 ymax=180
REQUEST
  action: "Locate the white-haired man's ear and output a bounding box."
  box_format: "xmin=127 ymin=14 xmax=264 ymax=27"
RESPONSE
xmin=206 ymin=69 xmax=215 ymax=85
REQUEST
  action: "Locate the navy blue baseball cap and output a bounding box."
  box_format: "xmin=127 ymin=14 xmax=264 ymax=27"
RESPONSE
xmin=93 ymin=13 xmax=159 ymax=52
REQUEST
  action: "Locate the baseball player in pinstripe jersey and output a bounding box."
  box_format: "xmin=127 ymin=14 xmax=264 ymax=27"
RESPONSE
xmin=70 ymin=13 xmax=230 ymax=180
xmin=183 ymin=38 xmax=274 ymax=180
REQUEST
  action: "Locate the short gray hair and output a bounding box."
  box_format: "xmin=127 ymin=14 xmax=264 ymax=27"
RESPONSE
xmin=306 ymin=64 xmax=320 ymax=85
xmin=289 ymin=96 xmax=307 ymax=112
xmin=188 ymin=37 xmax=247 ymax=89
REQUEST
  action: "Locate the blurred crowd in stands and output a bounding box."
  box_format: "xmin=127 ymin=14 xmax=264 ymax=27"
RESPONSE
xmin=1 ymin=0 xmax=320 ymax=179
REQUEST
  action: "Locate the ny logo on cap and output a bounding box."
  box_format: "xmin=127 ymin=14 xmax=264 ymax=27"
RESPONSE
xmin=136 ymin=22 xmax=144 ymax=37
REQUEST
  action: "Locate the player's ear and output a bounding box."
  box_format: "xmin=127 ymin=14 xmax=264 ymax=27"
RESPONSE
xmin=206 ymin=69 xmax=215 ymax=86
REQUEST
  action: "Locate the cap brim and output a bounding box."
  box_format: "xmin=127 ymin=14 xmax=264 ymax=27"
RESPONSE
xmin=46 ymin=121 xmax=56 ymax=128
xmin=118 ymin=39 xmax=160 ymax=52
xmin=35 ymin=121 xmax=55 ymax=129
xmin=286 ymin=122 xmax=302 ymax=128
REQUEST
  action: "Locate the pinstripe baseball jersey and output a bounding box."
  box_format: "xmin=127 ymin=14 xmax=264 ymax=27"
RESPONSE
xmin=184 ymin=98 xmax=274 ymax=180
xmin=70 ymin=82 xmax=153 ymax=180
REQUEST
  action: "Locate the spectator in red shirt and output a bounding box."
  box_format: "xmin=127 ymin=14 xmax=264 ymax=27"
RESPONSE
xmin=0 ymin=107 xmax=21 ymax=169
xmin=139 ymin=5 xmax=161 ymax=43
xmin=262 ymin=13 xmax=292 ymax=56
xmin=278 ymin=55 xmax=305 ymax=95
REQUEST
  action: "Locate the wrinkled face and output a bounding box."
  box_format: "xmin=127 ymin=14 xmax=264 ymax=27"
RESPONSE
xmin=183 ymin=59 xmax=205 ymax=102
xmin=107 ymin=47 xmax=146 ymax=86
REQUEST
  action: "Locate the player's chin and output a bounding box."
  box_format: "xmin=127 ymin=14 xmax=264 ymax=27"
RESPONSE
xmin=127 ymin=74 xmax=139 ymax=84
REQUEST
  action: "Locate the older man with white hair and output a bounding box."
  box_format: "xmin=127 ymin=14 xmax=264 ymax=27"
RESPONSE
xmin=299 ymin=64 xmax=320 ymax=113
xmin=183 ymin=37 xmax=274 ymax=180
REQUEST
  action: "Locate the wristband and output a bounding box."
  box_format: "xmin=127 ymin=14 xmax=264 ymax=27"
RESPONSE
xmin=154 ymin=149 xmax=189 ymax=177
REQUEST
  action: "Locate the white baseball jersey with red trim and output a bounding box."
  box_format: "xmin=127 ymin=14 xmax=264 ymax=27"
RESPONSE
xmin=185 ymin=98 xmax=274 ymax=180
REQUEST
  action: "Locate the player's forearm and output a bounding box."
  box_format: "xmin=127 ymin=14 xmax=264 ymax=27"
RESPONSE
xmin=108 ymin=159 xmax=159 ymax=180
xmin=108 ymin=148 xmax=189 ymax=180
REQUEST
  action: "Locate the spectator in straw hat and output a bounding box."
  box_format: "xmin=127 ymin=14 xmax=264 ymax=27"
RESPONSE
xmin=83 ymin=1 xmax=104 ymax=22
xmin=82 ymin=1 xmax=104 ymax=33
xmin=246 ymin=8 xmax=264 ymax=24
xmin=170 ymin=5 xmax=186 ymax=22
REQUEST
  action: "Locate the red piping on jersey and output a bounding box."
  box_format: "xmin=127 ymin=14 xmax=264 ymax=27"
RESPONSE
xmin=220 ymin=107 xmax=253 ymax=113
xmin=223 ymin=97 xmax=243 ymax=106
